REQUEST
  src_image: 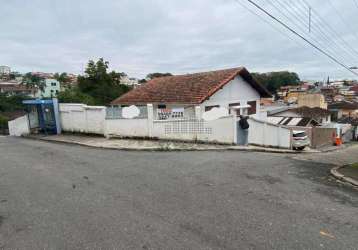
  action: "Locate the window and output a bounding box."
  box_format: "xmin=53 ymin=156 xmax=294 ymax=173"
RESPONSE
xmin=205 ymin=105 xmax=219 ymax=112
xmin=248 ymin=101 xmax=257 ymax=115
xmin=51 ymin=82 xmax=57 ymax=86
xmin=229 ymin=103 xmax=240 ymax=115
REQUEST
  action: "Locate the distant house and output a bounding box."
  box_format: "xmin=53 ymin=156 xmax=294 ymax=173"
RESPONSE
xmin=0 ymin=82 xmax=37 ymax=97
xmin=267 ymin=106 xmax=332 ymax=126
xmin=111 ymin=67 xmax=271 ymax=119
xmin=35 ymin=78 xmax=61 ymax=98
xmin=298 ymin=93 xmax=327 ymax=109
xmin=328 ymin=101 xmax=358 ymax=119
xmin=120 ymin=76 xmax=140 ymax=88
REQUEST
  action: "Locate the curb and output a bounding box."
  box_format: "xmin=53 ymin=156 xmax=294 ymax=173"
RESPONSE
xmin=331 ymin=166 xmax=358 ymax=187
xmin=23 ymin=136 xmax=304 ymax=154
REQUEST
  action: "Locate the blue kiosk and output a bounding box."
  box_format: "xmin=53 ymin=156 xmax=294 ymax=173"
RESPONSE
xmin=22 ymin=98 xmax=61 ymax=135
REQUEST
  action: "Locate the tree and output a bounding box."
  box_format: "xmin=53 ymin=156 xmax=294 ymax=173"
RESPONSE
xmin=57 ymin=87 xmax=96 ymax=105
xmin=22 ymin=72 xmax=46 ymax=91
xmin=54 ymin=72 xmax=71 ymax=87
xmin=252 ymin=71 xmax=300 ymax=94
xmin=0 ymin=114 xmax=8 ymax=131
xmin=146 ymin=72 xmax=172 ymax=80
xmin=0 ymin=93 xmax=28 ymax=112
xmin=76 ymin=58 xmax=131 ymax=105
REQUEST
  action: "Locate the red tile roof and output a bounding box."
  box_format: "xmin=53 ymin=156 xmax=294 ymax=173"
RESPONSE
xmin=111 ymin=67 xmax=271 ymax=105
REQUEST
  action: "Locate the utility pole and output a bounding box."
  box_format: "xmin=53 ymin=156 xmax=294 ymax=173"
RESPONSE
xmin=309 ymin=6 xmax=312 ymax=32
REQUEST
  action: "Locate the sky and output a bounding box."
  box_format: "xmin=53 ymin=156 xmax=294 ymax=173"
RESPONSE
xmin=1 ymin=0 xmax=358 ymax=81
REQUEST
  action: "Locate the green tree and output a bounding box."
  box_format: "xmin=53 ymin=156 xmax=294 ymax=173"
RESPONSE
xmin=77 ymin=58 xmax=131 ymax=105
xmin=22 ymin=73 xmax=46 ymax=91
xmin=0 ymin=114 xmax=8 ymax=131
xmin=54 ymin=72 xmax=71 ymax=87
xmin=252 ymin=71 xmax=300 ymax=94
xmin=146 ymin=72 xmax=172 ymax=80
xmin=0 ymin=93 xmax=28 ymax=112
xmin=57 ymin=87 xmax=96 ymax=105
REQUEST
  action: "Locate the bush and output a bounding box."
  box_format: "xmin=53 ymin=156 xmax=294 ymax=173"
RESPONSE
xmin=0 ymin=114 xmax=8 ymax=130
xmin=57 ymin=87 xmax=96 ymax=105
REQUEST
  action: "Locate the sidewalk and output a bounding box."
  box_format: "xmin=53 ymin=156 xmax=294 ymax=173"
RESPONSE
xmin=331 ymin=163 xmax=358 ymax=187
xmin=25 ymin=134 xmax=309 ymax=153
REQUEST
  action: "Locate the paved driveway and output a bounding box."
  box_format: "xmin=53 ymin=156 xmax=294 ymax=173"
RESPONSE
xmin=0 ymin=137 xmax=357 ymax=249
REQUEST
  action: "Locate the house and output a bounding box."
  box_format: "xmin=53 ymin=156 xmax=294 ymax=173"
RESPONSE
xmin=328 ymin=101 xmax=358 ymax=119
xmin=0 ymin=82 xmax=37 ymax=97
xmin=111 ymin=67 xmax=271 ymax=119
xmin=267 ymin=106 xmax=332 ymax=125
xmin=35 ymin=78 xmax=61 ymax=98
xmin=297 ymin=93 xmax=327 ymax=109
xmin=120 ymin=76 xmax=140 ymax=88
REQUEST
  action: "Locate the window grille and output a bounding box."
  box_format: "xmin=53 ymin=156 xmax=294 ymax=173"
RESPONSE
xmin=106 ymin=106 xmax=148 ymax=119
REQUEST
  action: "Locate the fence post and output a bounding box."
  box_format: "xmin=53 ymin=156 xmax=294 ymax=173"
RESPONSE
xmin=147 ymin=104 xmax=154 ymax=138
xmin=194 ymin=106 xmax=201 ymax=141
xmin=233 ymin=112 xmax=238 ymax=144
xmin=195 ymin=106 xmax=201 ymax=120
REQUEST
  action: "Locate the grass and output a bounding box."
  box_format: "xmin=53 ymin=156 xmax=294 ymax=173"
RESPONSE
xmin=350 ymin=163 xmax=358 ymax=169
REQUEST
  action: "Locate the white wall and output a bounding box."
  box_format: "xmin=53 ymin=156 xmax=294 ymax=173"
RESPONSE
xmin=201 ymin=76 xmax=261 ymax=114
xmin=53 ymin=103 xmax=292 ymax=147
xmin=248 ymin=118 xmax=292 ymax=149
xmin=8 ymin=115 xmax=30 ymax=136
xmin=152 ymin=116 xmax=236 ymax=144
xmin=60 ymin=103 xmax=106 ymax=134
xmin=106 ymin=119 xmax=149 ymax=138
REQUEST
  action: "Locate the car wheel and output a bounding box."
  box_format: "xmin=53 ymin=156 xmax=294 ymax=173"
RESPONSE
xmin=297 ymin=146 xmax=305 ymax=151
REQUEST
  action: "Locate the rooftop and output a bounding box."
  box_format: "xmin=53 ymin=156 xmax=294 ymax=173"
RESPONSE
xmin=111 ymin=67 xmax=271 ymax=105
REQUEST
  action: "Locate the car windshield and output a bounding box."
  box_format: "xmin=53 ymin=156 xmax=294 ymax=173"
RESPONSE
xmin=293 ymin=132 xmax=306 ymax=137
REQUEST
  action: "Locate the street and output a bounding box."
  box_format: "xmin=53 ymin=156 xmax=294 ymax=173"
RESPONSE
xmin=0 ymin=137 xmax=357 ymax=249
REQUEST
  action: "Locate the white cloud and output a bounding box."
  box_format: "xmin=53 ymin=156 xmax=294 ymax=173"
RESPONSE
xmin=1 ymin=0 xmax=358 ymax=80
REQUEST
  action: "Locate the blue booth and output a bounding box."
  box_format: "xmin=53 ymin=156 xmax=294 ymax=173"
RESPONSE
xmin=22 ymin=98 xmax=61 ymax=135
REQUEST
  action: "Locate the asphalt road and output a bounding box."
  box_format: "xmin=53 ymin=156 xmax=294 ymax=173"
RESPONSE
xmin=0 ymin=137 xmax=357 ymax=250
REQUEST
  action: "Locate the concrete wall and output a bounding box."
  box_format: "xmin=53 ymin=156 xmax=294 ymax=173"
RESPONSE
xmin=54 ymin=103 xmax=289 ymax=147
xmin=152 ymin=116 xmax=236 ymax=144
xmin=59 ymin=104 xmax=106 ymax=134
xmin=311 ymin=127 xmax=336 ymax=148
xmin=106 ymin=119 xmax=149 ymax=138
xmin=8 ymin=115 xmax=30 ymax=136
xmin=248 ymin=118 xmax=292 ymax=149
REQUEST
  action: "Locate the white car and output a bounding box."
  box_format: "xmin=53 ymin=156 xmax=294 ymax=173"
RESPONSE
xmin=292 ymin=130 xmax=310 ymax=150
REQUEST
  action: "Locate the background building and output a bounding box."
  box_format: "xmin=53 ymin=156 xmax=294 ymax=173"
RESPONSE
xmin=35 ymin=78 xmax=61 ymax=98
xmin=0 ymin=66 xmax=11 ymax=75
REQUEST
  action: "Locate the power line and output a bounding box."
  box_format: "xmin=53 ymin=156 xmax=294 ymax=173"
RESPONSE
xmin=240 ymin=0 xmax=358 ymax=76
xmin=262 ymin=0 xmax=358 ymax=67
xmin=327 ymin=0 xmax=358 ymax=42
xmin=266 ymin=0 xmax=354 ymax=64
xmin=284 ymin=1 xmax=358 ymax=65
xmin=233 ymin=0 xmax=307 ymax=48
xmin=354 ymin=0 xmax=358 ymax=11
xmin=299 ymin=0 xmax=358 ymax=58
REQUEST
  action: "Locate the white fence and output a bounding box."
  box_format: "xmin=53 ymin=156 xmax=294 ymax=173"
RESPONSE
xmin=8 ymin=115 xmax=30 ymax=136
xmin=248 ymin=118 xmax=292 ymax=148
xmin=59 ymin=104 xmax=106 ymax=135
xmin=106 ymin=118 xmax=150 ymax=138
xmin=51 ymin=103 xmax=292 ymax=148
xmin=152 ymin=116 xmax=236 ymax=144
